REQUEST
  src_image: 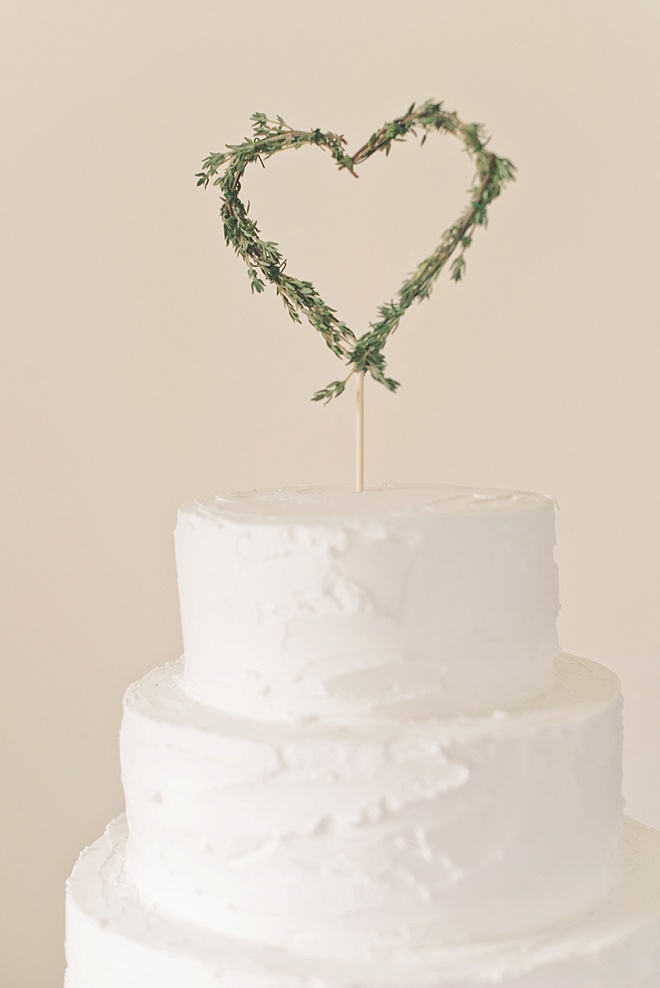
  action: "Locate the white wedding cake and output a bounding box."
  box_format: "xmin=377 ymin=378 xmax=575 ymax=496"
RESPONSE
xmin=64 ymin=484 xmax=660 ymax=987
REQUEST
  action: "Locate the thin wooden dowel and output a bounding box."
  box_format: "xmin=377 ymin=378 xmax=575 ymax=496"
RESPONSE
xmin=356 ymin=371 xmax=365 ymax=493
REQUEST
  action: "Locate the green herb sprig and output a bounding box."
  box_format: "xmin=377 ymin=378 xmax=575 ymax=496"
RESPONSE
xmin=197 ymin=100 xmax=515 ymax=402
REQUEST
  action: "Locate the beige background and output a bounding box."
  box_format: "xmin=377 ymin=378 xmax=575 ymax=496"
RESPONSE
xmin=2 ymin=1 xmax=660 ymax=985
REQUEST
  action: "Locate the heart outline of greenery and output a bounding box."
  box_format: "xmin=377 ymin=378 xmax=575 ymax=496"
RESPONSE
xmin=197 ymin=100 xmax=515 ymax=403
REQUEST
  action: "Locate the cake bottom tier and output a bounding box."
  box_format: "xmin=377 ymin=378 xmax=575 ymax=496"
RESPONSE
xmin=65 ymin=815 xmax=660 ymax=988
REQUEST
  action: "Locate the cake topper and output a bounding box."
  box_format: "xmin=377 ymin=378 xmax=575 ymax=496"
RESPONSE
xmin=197 ymin=100 xmax=515 ymax=489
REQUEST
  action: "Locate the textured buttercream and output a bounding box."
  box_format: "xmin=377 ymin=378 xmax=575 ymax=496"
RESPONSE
xmin=65 ymin=816 xmax=660 ymax=988
xmin=63 ymin=482 xmax=660 ymax=986
xmin=120 ymin=654 xmax=623 ymax=957
xmin=175 ymin=485 xmax=560 ymax=721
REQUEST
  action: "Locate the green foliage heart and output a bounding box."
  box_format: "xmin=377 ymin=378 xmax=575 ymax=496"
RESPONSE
xmin=197 ymin=100 xmax=515 ymax=402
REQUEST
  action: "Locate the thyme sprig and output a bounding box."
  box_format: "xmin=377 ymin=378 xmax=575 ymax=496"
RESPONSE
xmin=197 ymin=100 xmax=515 ymax=402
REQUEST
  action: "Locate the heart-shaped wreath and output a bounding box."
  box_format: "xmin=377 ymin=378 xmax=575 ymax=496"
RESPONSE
xmin=197 ymin=100 xmax=515 ymax=403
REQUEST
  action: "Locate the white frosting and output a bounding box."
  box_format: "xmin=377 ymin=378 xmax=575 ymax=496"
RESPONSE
xmin=65 ymin=816 xmax=660 ymax=988
xmin=63 ymin=482 xmax=660 ymax=984
xmin=119 ymin=654 xmax=623 ymax=956
xmin=175 ymin=485 xmax=560 ymax=721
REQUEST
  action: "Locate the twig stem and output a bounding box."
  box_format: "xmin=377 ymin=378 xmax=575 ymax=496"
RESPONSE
xmin=356 ymin=371 xmax=365 ymax=493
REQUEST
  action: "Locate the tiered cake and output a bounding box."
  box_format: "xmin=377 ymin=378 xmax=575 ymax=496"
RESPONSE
xmin=65 ymin=485 xmax=660 ymax=987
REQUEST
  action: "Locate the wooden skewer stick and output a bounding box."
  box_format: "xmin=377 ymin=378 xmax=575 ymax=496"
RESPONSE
xmin=356 ymin=371 xmax=365 ymax=493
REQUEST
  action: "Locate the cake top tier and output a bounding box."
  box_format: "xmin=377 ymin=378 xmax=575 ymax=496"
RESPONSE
xmin=187 ymin=484 xmax=549 ymax=521
xmin=175 ymin=484 xmax=559 ymax=723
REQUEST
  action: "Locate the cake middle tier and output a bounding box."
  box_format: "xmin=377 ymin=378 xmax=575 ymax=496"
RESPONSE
xmin=120 ymin=655 xmax=623 ymax=958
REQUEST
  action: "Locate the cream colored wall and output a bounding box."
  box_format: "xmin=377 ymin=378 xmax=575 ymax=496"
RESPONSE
xmin=3 ymin=1 xmax=660 ymax=984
